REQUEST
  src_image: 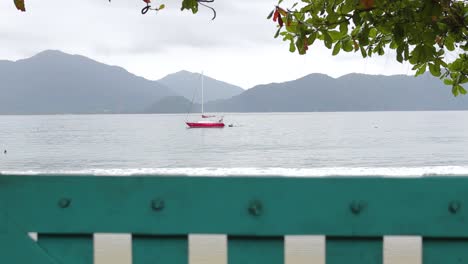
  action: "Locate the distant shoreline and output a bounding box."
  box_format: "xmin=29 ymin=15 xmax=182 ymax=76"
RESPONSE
xmin=1 ymin=109 xmax=468 ymax=116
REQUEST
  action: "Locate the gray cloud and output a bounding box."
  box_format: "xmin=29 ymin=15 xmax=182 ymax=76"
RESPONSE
xmin=0 ymin=0 xmax=412 ymax=88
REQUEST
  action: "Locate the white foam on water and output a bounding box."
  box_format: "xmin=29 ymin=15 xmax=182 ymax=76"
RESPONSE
xmin=2 ymin=166 xmax=468 ymax=177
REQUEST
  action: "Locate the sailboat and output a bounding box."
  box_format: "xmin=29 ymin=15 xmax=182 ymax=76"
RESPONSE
xmin=186 ymin=72 xmax=225 ymax=128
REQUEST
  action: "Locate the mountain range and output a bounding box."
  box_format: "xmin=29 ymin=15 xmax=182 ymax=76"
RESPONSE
xmin=158 ymin=70 xmax=243 ymax=103
xmin=0 ymin=50 xmax=239 ymax=114
xmin=0 ymin=50 xmax=466 ymax=114
xmin=203 ymin=73 xmax=468 ymax=112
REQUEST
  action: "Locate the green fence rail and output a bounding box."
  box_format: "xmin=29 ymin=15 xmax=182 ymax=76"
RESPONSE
xmin=1 ymin=175 xmax=467 ymax=263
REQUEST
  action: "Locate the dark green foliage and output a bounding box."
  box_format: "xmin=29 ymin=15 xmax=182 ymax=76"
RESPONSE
xmin=181 ymin=0 xmax=198 ymax=13
xmin=267 ymin=0 xmax=468 ymax=96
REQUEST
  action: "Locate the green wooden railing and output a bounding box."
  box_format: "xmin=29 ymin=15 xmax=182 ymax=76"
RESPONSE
xmin=1 ymin=175 xmax=467 ymax=264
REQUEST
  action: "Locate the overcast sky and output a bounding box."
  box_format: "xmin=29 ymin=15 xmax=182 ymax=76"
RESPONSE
xmin=1 ymin=0 xmax=416 ymax=88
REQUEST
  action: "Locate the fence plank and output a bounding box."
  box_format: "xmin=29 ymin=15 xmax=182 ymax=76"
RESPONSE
xmin=0 ymin=224 xmax=58 ymax=264
xmin=37 ymin=234 xmax=93 ymax=264
xmin=132 ymin=235 xmax=188 ymax=264
xmin=1 ymin=185 xmax=57 ymax=263
xmin=0 ymin=193 xmax=5 ymax=234
xmin=2 ymin=175 xmax=468 ymax=237
xmin=423 ymin=238 xmax=468 ymax=264
xmin=228 ymin=236 xmax=284 ymax=264
xmin=326 ymin=237 xmax=382 ymax=264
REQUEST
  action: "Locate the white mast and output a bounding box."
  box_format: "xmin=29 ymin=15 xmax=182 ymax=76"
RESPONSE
xmin=201 ymin=71 xmax=204 ymax=115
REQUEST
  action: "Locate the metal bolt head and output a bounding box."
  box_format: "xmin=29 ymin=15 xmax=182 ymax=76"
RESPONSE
xmin=449 ymin=201 xmax=461 ymax=214
xmin=151 ymin=199 xmax=165 ymax=211
xmin=350 ymin=201 xmax=365 ymax=215
xmin=248 ymin=200 xmax=263 ymax=216
xmin=58 ymin=198 xmax=71 ymax=208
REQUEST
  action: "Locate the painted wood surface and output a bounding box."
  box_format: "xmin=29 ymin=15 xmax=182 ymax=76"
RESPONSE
xmin=1 ymin=175 xmax=468 ymax=263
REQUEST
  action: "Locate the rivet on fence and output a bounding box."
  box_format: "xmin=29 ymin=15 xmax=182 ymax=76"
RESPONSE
xmin=449 ymin=201 xmax=461 ymax=214
xmin=151 ymin=198 xmax=165 ymax=211
xmin=350 ymin=201 xmax=365 ymax=215
xmin=248 ymin=200 xmax=263 ymax=216
xmin=58 ymin=198 xmax=71 ymax=208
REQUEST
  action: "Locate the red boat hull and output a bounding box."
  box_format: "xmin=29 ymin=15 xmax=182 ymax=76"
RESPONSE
xmin=186 ymin=122 xmax=225 ymax=128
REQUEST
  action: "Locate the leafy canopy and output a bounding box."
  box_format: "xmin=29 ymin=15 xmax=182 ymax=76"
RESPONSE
xmin=13 ymin=0 xmax=468 ymax=95
xmin=267 ymin=0 xmax=468 ymax=96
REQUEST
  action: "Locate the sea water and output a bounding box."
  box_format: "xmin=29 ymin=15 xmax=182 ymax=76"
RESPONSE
xmin=1 ymin=111 xmax=467 ymax=176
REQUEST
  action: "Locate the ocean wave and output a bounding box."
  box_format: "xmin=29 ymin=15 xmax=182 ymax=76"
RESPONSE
xmin=2 ymin=166 xmax=468 ymax=177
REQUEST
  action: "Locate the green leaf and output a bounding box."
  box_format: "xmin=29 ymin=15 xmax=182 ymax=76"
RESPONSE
xmin=295 ymin=37 xmax=307 ymax=55
xmin=307 ymin=31 xmax=317 ymax=45
xmin=332 ymin=42 xmax=342 ymax=55
xmin=445 ymin=35 xmax=455 ymax=51
xmin=451 ymin=59 xmax=463 ymax=71
xmin=327 ymin=12 xmax=339 ymax=24
xmin=323 ymin=31 xmax=333 ymax=49
xmin=342 ymin=39 xmax=354 ymax=52
xmin=328 ymin=30 xmax=342 ymax=42
xmin=393 ymin=24 xmax=404 ymax=43
xmin=452 ymin=85 xmax=459 ymax=96
xmin=340 ymin=0 xmax=355 ymax=14
xmin=377 ymin=46 xmax=385 ymax=55
xmin=437 ymin=58 xmax=448 ymax=67
xmin=415 ymin=64 xmax=427 ymax=77
xmin=359 ymin=25 xmax=369 ymax=42
xmin=396 ymin=45 xmax=404 ymax=63
xmin=422 ymin=31 xmax=435 ymax=44
xmin=360 ymin=46 xmax=367 ymax=58
xmin=437 ymin=22 xmax=448 ymax=32
xmin=282 ymin=32 xmax=292 ymax=40
xmin=289 ymin=40 xmax=296 ymax=53
xmin=410 ymin=45 xmax=422 ymax=64
xmin=274 ymin=27 xmax=281 ymax=38
xmin=458 ymin=85 xmax=467 ymax=95
xmin=352 ymin=10 xmax=361 ymax=25
xmin=428 ymin=63 xmax=441 ymax=77
xmin=339 ymin=22 xmax=348 ymax=35
xmin=444 ymin=79 xmax=453 ymax=85
xmin=267 ymin=10 xmax=274 ymax=19
xmin=181 ymin=0 xmax=198 ymax=13
xmin=351 ymin=26 xmax=361 ymax=38
xmin=423 ymin=45 xmax=435 ymax=59
xmin=368 ymin=28 xmax=377 ymax=39
xmin=461 ymin=76 xmax=468 ymax=84
xmin=404 ymin=44 xmax=409 ymax=60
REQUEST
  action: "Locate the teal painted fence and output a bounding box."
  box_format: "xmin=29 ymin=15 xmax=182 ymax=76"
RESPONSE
xmin=1 ymin=175 xmax=468 ymax=263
